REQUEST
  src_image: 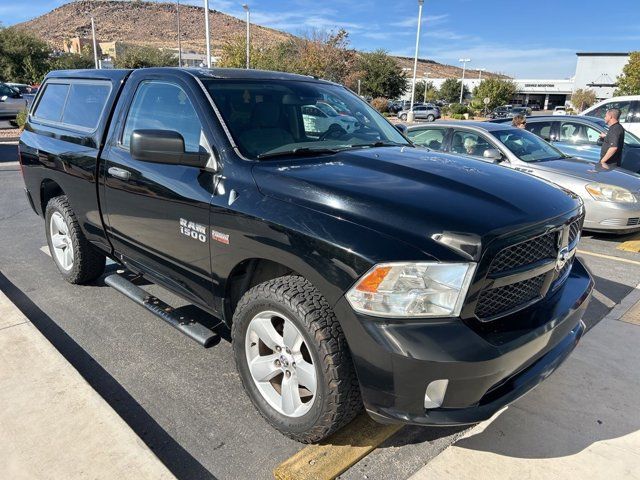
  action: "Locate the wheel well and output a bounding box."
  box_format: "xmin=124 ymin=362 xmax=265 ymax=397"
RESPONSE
xmin=224 ymin=258 xmax=300 ymax=324
xmin=40 ymin=179 xmax=64 ymax=214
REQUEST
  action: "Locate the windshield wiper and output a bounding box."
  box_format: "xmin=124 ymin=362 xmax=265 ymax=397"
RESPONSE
xmin=257 ymin=147 xmax=340 ymax=160
xmin=348 ymin=141 xmax=410 ymax=149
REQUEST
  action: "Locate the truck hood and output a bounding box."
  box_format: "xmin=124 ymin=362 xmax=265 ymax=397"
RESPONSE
xmin=251 ymin=147 xmax=580 ymax=259
xmin=529 ymin=158 xmax=640 ymax=191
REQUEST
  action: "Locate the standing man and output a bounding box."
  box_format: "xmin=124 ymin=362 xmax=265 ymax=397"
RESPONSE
xmin=599 ymin=108 xmax=625 ymax=168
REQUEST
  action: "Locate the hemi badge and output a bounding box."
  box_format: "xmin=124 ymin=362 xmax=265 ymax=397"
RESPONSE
xmin=211 ymin=230 xmax=230 ymax=245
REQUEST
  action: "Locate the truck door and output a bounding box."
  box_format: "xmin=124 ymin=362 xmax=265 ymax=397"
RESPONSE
xmin=100 ymin=75 xmax=216 ymax=307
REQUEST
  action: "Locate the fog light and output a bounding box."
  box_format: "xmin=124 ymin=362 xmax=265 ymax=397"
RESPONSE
xmin=424 ymin=379 xmax=448 ymax=409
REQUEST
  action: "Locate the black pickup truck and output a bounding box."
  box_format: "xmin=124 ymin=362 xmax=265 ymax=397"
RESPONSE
xmin=19 ymin=68 xmax=593 ymax=443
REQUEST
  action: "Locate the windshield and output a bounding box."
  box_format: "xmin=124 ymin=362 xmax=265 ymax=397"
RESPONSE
xmin=202 ymin=78 xmax=410 ymax=159
xmin=493 ymin=129 xmax=565 ymax=162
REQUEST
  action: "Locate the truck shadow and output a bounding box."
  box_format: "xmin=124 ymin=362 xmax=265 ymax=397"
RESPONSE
xmin=451 ymin=274 xmax=640 ymax=460
xmin=0 ymin=271 xmax=218 ymax=480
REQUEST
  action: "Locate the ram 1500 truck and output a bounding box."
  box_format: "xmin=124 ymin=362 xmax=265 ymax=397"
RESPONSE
xmin=19 ymin=68 xmax=593 ymax=443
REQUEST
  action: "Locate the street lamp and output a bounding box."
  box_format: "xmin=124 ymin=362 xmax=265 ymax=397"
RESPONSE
xmin=242 ymin=4 xmax=250 ymax=69
xmin=478 ymin=67 xmax=485 ymax=81
xmin=458 ymin=58 xmax=470 ymax=104
xmin=176 ymin=0 xmax=182 ymax=67
xmin=90 ymin=16 xmax=99 ymax=69
xmin=407 ymin=0 xmax=424 ymax=123
xmin=204 ymin=0 xmax=212 ymax=67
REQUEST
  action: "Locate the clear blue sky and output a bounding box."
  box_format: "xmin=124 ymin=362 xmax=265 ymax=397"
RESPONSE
xmin=2 ymin=0 xmax=639 ymax=78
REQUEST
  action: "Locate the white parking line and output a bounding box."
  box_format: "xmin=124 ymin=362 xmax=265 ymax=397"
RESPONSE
xmin=578 ymin=249 xmax=640 ymax=266
xmin=40 ymin=246 xmax=50 ymax=257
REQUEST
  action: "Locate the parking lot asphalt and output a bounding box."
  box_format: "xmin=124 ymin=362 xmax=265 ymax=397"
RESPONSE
xmin=1 ymin=161 xmax=639 ymax=479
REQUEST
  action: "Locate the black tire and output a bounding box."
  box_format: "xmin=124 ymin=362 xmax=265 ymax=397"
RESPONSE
xmin=427 ymin=114 xmax=435 ymax=122
xmin=231 ymin=275 xmax=362 ymax=443
xmin=45 ymin=195 xmax=106 ymax=284
xmin=400 ymin=113 xmax=408 ymax=121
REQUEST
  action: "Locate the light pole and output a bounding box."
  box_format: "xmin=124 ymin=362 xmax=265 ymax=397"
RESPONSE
xmin=478 ymin=67 xmax=485 ymax=81
xmin=242 ymin=4 xmax=250 ymax=69
xmin=423 ymin=71 xmax=430 ymax=103
xmin=407 ymin=0 xmax=424 ymax=123
xmin=90 ymin=16 xmax=99 ymax=69
xmin=177 ymin=0 xmax=182 ymax=67
xmin=458 ymin=57 xmax=470 ymax=104
xmin=357 ymin=79 xmax=361 ymax=96
xmin=204 ymin=0 xmax=212 ymax=67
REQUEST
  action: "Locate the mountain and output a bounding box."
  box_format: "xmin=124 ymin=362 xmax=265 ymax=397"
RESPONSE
xmin=16 ymin=0 xmax=507 ymax=79
xmin=16 ymin=0 xmax=292 ymax=55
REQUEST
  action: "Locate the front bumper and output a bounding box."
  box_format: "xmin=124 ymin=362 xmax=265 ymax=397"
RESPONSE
xmin=582 ymin=197 xmax=640 ymax=233
xmin=334 ymin=259 xmax=593 ymax=426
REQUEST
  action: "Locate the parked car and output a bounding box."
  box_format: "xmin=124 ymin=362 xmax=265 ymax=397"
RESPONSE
xmin=553 ymin=106 xmax=567 ymax=116
xmin=0 ymin=82 xmax=28 ymax=117
xmin=302 ymin=102 xmax=358 ymax=136
xmin=530 ymin=104 xmax=541 ymax=111
xmin=486 ymin=105 xmax=513 ymax=119
xmin=397 ymin=104 xmax=440 ymax=121
xmin=406 ymin=121 xmax=640 ymax=233
xmin=581 ymin=95 xmax=640 ymax=137
xmin=490 ymin=115 xmax=640 ymax=173
xmin=20 ymin=68 xmax=593 ymax=443
xmin=511 ymin=106 xmax=532 ymax=116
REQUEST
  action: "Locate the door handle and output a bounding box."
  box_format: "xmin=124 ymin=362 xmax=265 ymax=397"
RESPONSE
xmin=108 ymin=166 xmax=131 ymax=181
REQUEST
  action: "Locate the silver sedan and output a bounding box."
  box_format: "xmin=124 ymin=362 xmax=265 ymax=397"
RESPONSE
xmin=0 ymin=83 xmax=28 ymax=118
xmin=406 ymin=121 xmax=640 ymax=234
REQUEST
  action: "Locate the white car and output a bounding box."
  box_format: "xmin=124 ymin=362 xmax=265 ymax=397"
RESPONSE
xmin=553 ymin=106 xmax=567 ymax=116
xmin=302 ymin=102 xmax=358 ymax=136
xmin=581 ymin=95 xmax=640 ymax=137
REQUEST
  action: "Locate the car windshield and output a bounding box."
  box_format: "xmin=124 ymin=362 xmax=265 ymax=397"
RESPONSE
xmin=202 ymin=78 xmax=410 ymax=159
xmin=493 ymin=129 xmax=565 ymax=162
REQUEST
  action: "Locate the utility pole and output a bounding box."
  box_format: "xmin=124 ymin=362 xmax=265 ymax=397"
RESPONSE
xmin=242 ymin=4 xmax=250 ymax=69
xmin=407 ymin=0 xmax=424 ymax=123
xmin=423 ymin=71 xmax=430 ymax=103
xmin=478 ymin=67 xmax=485 ymax=81
xmin=459 ymin=58 xmax=470 ymax=104
xmin=91 ymin=16 xmax=99 ymax=69
xmin=204 ymin=0 xmax=212 ymax=67
xmin=177 ymin=0 xmax=182 ymax=67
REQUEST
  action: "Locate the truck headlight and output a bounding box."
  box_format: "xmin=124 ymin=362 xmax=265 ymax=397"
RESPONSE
xmin=345 ymin=262 xmax=476 ymax=318
xmin=585 ymin=183 xmax=637 ymax=203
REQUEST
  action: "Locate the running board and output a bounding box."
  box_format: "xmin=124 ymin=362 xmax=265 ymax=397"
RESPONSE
xmin=104 ymin=274 xmax=218 ymax=347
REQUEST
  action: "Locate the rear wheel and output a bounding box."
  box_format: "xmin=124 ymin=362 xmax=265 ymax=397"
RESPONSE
xmin=232 ymin=275 xmax=362 ymax=443
xmin=45 ymin=196 xmax=106 ymax=284
xmin=427 ymin=114 xmax=435 ymax=122
xmin=400 ymin=113 xmax=408 ymax=121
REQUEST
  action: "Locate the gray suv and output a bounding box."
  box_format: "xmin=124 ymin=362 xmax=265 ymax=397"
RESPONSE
xmin=398 ymin=104 xmax=440 ymax=122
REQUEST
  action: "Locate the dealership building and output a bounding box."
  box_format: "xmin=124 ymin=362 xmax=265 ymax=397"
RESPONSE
xmin=409 ymin=52 xmax=631 ymax=109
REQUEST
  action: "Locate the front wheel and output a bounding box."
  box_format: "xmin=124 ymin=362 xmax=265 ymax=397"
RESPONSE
xmin=400 ymin=113 xmax=408 ymax=121
xmin=45 ymin=196 xmax=106 ymax=284
xmin=427 ymin=114 xmax=435 ymax=122
xmin=232 ymin=275 xmax=362 ymax=443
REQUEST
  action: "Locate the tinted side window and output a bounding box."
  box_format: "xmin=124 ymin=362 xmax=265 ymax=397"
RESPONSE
xmin=0 ymin=84 xmax=15 ymax=96
xmin=122 ymin=82 xmax=203 ymax=153
xmin=559 ymin=121 xmax=601 ymax=144
xmin=34 ymin=83 xmax=70 ymax=122
xmin=61 ymin=83 xmax=111 ymax=130
xmin=591 ymin=101 xmax=633 ymax=122
xmin=526 ymin=121 xmax=553 ymax=140
xmin=407 ymin=128 xmax=446 ymax=150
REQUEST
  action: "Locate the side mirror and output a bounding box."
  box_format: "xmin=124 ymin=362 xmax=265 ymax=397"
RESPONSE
xmin=395 ymin=124 xmax=408 ymax=134
xmin=596 ymin=137 xmax=604 ymax=146
xmin=483 ymin=148 xmax=503 ymax=163
xmin=130 ymin=129 xmax=208 ymax=167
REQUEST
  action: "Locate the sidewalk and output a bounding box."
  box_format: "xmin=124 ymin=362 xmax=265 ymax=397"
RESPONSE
xmin=0 ymin=290 xmax=176 ymax=480
xmin=410 ymin=289 xmax=640 ymax=480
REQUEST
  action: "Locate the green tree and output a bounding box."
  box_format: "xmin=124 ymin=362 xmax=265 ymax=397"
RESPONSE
xmin=357 ymin=50 xmax=407 ymax=99
xmin=571 ymin=88 xmax=597 ymax=111
xmin=472 ymin=78 xmax=518 ymax=110
xmin=113 ymin=45 xmax=177 ymax=69
xmin=413 ymin=81 xmax=438 ymax=103
xmin=615 ymin=51 xmax=640 ymax=96
xmin=49 ymin=52 xmax=95 ymax=71
xmin=440 ymin=78 xmax=468 ymax=104
xmin=0 ymin=26 xmax=50 ymax=83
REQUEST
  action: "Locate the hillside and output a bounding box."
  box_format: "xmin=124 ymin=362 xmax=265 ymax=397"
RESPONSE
xmin=16 ymin=0 xmax=292 ymax=55
xmin=16 ymin=0 xmax=507 ymax=79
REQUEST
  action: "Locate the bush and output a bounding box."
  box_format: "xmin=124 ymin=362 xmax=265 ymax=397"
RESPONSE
xmin=15 ymin=109 xmax=28 ymax=129
xmin=449 ymin=103 xmax=469 ymax=115
xmin=451 ymin=113 xmax=465 ymax=120
xmin=370 ymin=97 xmax=389 ymax=113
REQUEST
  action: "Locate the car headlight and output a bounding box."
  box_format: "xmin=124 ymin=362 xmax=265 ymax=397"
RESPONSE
xmin=585 ymin=183 xmax=637 ymax=203
xmin=345 ymin=262 xmax=476 ymax=318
